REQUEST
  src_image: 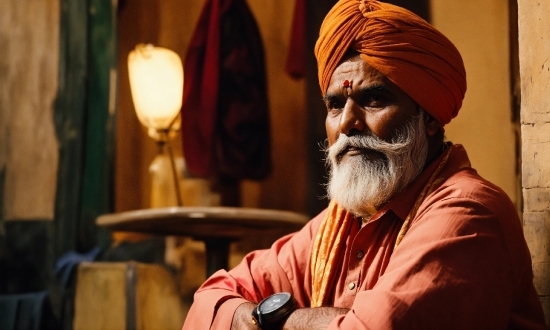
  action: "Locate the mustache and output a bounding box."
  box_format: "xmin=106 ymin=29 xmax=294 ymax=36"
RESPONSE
xmin=327 ymin=132 xmax=411 ymax=163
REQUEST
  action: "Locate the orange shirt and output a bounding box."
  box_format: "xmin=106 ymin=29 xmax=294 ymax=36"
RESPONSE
xmin=182 ymin=145 xmax=545 ymax=329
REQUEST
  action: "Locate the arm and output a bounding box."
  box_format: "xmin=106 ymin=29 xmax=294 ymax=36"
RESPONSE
xmin=183 ymin=210 xmax=327 ymax=330
xmin=231 ymin=303 xmax=349 ymax=330
xmin=230 ymin=303 xmax=256 ymax=330
xmin=227 ymin=196 xmax=521 ymax=330
xmin=283 ymin=307 xmax=349 ymax=330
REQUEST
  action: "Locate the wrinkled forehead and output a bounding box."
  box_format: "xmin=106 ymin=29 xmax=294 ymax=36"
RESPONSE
xmin=327 ymin=54 xmax=390 ymax=93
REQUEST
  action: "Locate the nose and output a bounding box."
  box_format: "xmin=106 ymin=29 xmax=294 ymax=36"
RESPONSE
xmin=339 ymin=99 xmax=366 ymax=136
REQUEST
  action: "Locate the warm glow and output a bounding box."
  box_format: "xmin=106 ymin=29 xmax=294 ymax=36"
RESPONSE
xmin=128 ymin=44 xmax=183 ymax=130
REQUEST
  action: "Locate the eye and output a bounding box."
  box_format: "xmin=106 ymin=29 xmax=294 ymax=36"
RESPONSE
xmin=327 ymin=100 xmax=345 ymax=110
xmin=361 ymin=92 xmax=387 ymax=108
xmin=326 ymin=104 xmax=344 ymax=118
xmin=324 ymin=95 xmax=345 ymax=112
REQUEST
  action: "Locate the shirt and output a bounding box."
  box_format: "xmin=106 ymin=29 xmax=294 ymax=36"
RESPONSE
xmin=182 ymin=144 xmax=546 ymax=329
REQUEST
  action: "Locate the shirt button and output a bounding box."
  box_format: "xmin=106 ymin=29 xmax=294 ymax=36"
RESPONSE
xmin=356 ymin=250 xmax=364 ymax=259
xmin=348 ymin=282 xmax=356 ymax=290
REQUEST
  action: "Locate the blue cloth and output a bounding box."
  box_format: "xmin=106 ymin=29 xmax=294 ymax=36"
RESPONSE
xmin=0 ymin=291 xmax=58 ymax=330
xmin=54 ymin=247 xmax=102 ymax=287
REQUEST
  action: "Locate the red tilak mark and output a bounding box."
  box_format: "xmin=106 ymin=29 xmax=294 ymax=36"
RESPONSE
xmin=343 ymin=80 xmax=350 ymax=87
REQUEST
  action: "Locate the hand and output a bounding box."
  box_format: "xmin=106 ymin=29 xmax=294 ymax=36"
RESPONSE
xmin=231 ymin=302 xmax=259 ymax=330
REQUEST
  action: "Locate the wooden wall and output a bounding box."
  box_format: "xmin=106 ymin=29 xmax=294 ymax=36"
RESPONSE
xmin=0 ymin=0 xmax=60 ymax=221
xmin=0 ymin=0 xmax=60 ymax=296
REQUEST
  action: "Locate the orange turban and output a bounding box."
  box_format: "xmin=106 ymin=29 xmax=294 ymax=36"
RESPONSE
xmin=315 ymin=0 xmax=467 ymax=126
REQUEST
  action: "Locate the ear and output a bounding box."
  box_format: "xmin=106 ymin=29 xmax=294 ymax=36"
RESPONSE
xmin=424 ymin=114 xmax=440 ymax=137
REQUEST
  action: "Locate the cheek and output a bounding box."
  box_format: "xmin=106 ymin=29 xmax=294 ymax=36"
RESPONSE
xmin=325 ymin=116 xmax=339 ymax=146
xmin=366 ymin=110 xmax=409 ymax=141
xmin=368 ymin=122 xmax=393 ymax=141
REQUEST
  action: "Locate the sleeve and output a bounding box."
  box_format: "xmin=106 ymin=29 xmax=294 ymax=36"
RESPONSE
xmin=328 ymin=195 xmax=536 ymax=329
xmin=182 ymin=210 xmax=326 ymax=330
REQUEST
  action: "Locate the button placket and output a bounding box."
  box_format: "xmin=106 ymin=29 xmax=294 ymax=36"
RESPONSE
xmin=343 ymin=217 xmax=367 ymax=302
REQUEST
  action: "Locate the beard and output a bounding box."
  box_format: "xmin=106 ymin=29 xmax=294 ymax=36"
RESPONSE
xmin=325 ymin=111 xmax=429 ymax=218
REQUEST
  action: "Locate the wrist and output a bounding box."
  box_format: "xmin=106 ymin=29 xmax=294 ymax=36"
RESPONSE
xmin=251 ymin=293 xmax=297 ymax=330
xmin=232 ymin=302 xmax=258 ymax=330
xmin=283 ymin=307 xmax=349 ymax=330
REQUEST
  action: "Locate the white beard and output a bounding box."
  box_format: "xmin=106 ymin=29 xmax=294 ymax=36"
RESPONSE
xmin=325 ymin=112 xmax=429 ymax=218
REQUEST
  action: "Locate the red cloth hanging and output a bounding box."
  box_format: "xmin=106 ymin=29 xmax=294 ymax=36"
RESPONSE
xmin=182 ymin=0 xmax=271 ymax=179
xmin=285 ymin=0 xmax=306 ymax=79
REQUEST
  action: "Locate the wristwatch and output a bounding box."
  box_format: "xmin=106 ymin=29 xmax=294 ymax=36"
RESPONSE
xmin=251 ymin=292 xmax=297 ymax=329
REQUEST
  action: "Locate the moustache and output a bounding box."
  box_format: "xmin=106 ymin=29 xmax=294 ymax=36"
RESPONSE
xmin=329 ymin=133 xmax=407 ymax=163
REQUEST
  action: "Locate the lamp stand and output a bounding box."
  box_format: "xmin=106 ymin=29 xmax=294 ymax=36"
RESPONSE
xmin=149 ymin=130 xmax=183 ymax=208
xmin=162 ymin=130 xmax=183 ymax=207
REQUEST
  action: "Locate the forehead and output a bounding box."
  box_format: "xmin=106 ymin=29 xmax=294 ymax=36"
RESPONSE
xmin=327 ymin=57 xmax=387 ymax=90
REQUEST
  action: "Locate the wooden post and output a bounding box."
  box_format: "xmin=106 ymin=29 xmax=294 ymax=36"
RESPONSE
xmin=54 ymin=0 xmax=116 ymax=256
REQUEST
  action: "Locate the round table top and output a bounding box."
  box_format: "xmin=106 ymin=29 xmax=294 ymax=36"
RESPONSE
xmin=96 ymin=206 xmax=310 ymax=240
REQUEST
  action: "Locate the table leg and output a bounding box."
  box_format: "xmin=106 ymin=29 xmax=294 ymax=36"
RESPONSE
xmin=203 ymin=238 xmax=233 ymax=277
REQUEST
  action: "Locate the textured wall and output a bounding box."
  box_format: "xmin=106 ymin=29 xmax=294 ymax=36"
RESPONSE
xmin=0 ymin=0 xmax=60 ymax=220
xmin=246 ymin=0 xmax=307 ymax=211
xmin=431 ymin=0 xmax=517 ymax=205
xmin=518 ymin=0 xmax=550 ymax=322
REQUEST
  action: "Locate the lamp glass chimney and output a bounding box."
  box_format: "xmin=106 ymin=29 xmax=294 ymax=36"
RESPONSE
xmin=128 ymin=44 xmax=183 ymax=131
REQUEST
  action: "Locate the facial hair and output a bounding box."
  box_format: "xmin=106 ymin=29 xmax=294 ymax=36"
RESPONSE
xmin=325 ymin=112 xmax=429 ymax=218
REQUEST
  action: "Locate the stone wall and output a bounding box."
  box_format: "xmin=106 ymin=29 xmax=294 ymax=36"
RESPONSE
xmin=0 ymin=0 xmax=60 ymax=221
xmin=518 ymin=0 xmax=550 ymax=322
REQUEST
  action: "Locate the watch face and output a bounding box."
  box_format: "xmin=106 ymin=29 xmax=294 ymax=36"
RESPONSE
xmin=259 ymin=293 xmax=291 ymax=314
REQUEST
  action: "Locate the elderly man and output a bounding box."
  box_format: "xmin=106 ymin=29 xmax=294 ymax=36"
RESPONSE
xmin=182 ymin=0 xmax=546 ymax=329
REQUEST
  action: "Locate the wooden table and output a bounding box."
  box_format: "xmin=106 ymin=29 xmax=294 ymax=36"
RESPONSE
xmin=96 ymin=207 xmax=309 ymax=276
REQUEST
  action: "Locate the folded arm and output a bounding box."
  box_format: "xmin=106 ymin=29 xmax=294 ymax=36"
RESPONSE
xmin=182 ymin=211 xmax=326 ymax=330
xmin=231 ymin=302 xmax=349 ymax=330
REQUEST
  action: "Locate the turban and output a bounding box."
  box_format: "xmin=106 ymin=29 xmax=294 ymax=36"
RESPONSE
xmin=315 ymin=0 xmax=467 ymax=126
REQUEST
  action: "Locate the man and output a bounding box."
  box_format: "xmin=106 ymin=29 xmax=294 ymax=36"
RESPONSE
xmin=182 ymin=0 xmax=546 ymax=329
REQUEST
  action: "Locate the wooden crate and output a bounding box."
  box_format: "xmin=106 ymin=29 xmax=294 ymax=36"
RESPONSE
xmin=73 ymin=262 xmax=185 ymax=330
